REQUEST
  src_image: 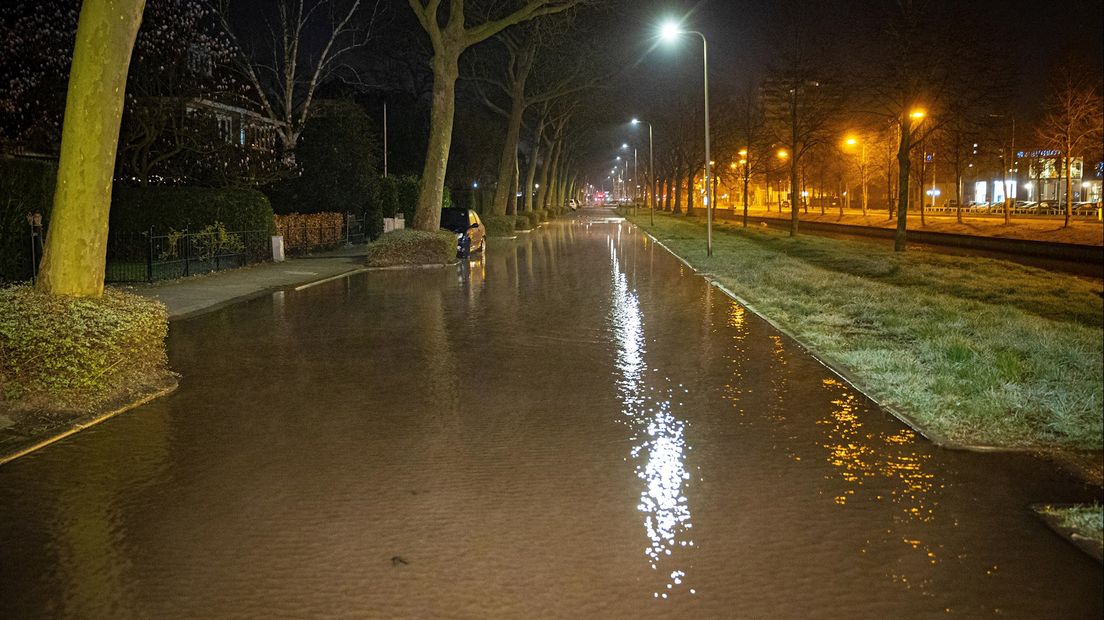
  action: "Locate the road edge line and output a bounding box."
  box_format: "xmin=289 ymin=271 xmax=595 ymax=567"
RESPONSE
xmin=0 ymin=381 xmax=179 ymax=467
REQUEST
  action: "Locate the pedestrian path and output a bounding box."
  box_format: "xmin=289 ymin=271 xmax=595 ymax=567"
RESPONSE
xmin=121 ymin=246 xmax=368 ymax=319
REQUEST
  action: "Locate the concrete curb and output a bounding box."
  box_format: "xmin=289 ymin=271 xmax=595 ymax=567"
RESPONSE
xmin=294 ymin=268 xmax=370 ymax=290
xmin=635 ymin=224 xmax=1055 ymax=456
xmin=363 ymin=263 xmax=454 ymax=271
xmin=1031 ymin=503 xmax=1104 ymax=563
xmin=0 ymin=261 xmax=374 ymax=466
xmin=0 ymin=380 xmax=178 ymax=467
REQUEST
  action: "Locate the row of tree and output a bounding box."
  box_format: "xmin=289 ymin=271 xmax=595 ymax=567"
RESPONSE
xmin=12 ymin=0 xmax=611 ymax=297
xmin=622 ymin=1 xmax=1102 ymax=248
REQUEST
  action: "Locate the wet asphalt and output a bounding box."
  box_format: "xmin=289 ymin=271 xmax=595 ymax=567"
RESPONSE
xmin=0 ymin=209 xmax=1100 ymax=618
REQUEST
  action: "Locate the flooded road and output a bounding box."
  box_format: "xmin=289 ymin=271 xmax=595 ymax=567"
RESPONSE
xmin=1 ymin=210 xmax=1101 ymax=617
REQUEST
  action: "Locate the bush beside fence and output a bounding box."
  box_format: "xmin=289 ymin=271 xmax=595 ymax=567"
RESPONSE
xmin=1 ymin=158 xmax=56 ymax=284
xmin=111 ymin=186 xmax=275 ymax=234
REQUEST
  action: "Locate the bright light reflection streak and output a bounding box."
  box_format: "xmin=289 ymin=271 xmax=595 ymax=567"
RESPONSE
xmin=608 ymin=237 xmax=695 ymax=599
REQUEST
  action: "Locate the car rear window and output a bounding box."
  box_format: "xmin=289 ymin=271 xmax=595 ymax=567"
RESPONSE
xmin=440 ymin=208 xmax=468 ymax=231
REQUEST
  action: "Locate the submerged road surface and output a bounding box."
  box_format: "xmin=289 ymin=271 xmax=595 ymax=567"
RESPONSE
xmin=1 ymin=210 xmax=1101 ymax=617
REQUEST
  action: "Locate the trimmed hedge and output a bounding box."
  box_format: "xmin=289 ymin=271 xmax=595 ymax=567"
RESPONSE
xmin=274 ymin=212 xmax=346 ymax=250
xmin=1 ymin=158 xmax=56 ymax=283
xmin=515 ymin=215 xmax=532 ymax=231
xmin=111 ymin=186 xmax=276 ymax=234
xmin=0 ymin=285 xmax=172 ymax=412
xmin=481 ymin=215 xmax=519 ymax=237
xmin=365 ymin=229 xmax=457 ymax=267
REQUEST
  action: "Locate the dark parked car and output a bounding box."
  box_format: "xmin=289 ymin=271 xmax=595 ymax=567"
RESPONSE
xmin=441 ymin=207 xmax=485 ymax=258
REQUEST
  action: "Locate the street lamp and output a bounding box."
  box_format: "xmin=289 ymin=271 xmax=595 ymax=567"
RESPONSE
xmin=844 ymin=135 xmax=868 ymax=214
xmin=660 ymin=18 xmax=713 ymax=256
xmin=620 ymin=144 xmax=639 ymax=208
xmin=631 ymin=118 xmax=656 ymax=225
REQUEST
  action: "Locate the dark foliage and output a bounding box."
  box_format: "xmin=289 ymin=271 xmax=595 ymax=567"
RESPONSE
xmin=111 ymin=186 xmax=275 ymax=234
xmin=0 ymin=158 xmax=56 ymax=283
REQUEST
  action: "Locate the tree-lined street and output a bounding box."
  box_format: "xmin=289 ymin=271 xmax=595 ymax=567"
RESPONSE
xmin=2 ymin=1 xmax=1102 ymax=615
xmin=1 ymin=212 xmax=1100 ymax=616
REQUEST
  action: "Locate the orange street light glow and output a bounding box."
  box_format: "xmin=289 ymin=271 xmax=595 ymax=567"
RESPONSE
xmin=910 ymin=109 xmax=926 ymax=120
xmin=777 ymin=149 xmax=789 ymax=159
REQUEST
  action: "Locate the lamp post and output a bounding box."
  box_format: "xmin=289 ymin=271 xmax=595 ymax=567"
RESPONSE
xmin=661 ymin=20 xmax=712 ymax=256
xmin=631 ymin=118 xmax=655 ymax=226
xmin=622 ymin=142 xmax=639 ymax=214
xmin=845 ymin=136 xmax=868 ymax=215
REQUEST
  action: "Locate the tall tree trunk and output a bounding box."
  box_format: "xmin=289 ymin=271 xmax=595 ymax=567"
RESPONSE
xmin=507 ymin=152 xmax=519 ymax=215
xmin=919 ymin=150 xmax=927 ymax=226
xmin=492 ymin=94 xmax=527 ymax=215
xmin=894 ymin=117 xmax=912 ymax=252
xmin=534 ymin=137 xmax=556 ymax=210
xmin=542 ymin=139 xmax=562 ymax=211
xmin=887 ymin=159 xmax=894 ymax=218
xmin=522 ymin=111 xmax=547 ymax=213
xmin=742 ymin=172 xmax=750 ymax=227
xmin=413 ymin=52 xmax=460 ymax=231
xmin=673 ymin=170 xmax=683 ymax=215
xmin=37 ymin=0 xmax=146 ymax=297
xmin=789 ymin=91 xmax=800 ymax=236
xmin=685 ymin=167 xmax=695 ymax=216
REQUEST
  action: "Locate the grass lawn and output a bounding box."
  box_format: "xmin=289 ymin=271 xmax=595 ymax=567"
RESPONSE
xmin=1036 ymin=504 xmax=1104 ymax=560
xmin=629 ymin=212 xmax=1103 ymax=450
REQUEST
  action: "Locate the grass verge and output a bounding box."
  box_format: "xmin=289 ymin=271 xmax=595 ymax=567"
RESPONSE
xmin=630 ymin=212 xmax=1103 ymax=450
xmin=1035 ymin=504 xmax=1104 ymax=562
xmin=365 ymin=229 xmax=457 ymax=267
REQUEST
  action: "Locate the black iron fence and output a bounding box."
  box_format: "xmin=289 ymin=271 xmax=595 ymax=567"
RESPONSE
xmin=15 ymin=214 xmax=370 ymax=285
xmin=104 ymin=226 xmax=272 ymax=283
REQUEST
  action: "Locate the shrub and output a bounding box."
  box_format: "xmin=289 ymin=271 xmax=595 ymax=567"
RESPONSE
xmin=111 ymin=186 xmax=275 ymax=234
xmin=376 ymin=175 xmax=443 ymax=230
xmin=523 ymin=211 xmax=541 ymax=228
xmin=1 ymin=158 xmax=57 ymax=284
xmin=514 ymin=215 xmax=531 ymax=231
xmin=376 ymin=175 xmax=400 ymax=218
xmin=364 ymin=229 xmax=456 ymax=267
xmin=481 ymin=215 xmax=519 ymax=237
xmin=395 ymin=175 xmax=420 ymax=223
xmin=0 ymin=285 xmax=172 ymax=413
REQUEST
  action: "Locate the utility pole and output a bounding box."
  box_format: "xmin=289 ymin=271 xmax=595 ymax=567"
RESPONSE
xmin=383 ymin=101 xmax=389 ymax=178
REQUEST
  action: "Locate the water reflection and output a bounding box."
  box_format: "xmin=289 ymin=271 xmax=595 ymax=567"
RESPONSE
xmin=607 ymin=237 xmax=695 ymax=599
xmin=817 ymin=377 xmax=943 ymax=592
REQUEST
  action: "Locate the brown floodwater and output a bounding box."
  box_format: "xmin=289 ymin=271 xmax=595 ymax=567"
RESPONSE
xmin=1 ymin=210 xmax=1101 ymax=618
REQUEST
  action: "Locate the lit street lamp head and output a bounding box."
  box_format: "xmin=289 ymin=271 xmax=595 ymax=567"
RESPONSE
xmin=631 ymin=118 xmax=640 ymax=125
xmin=660 ymin=20 xmax=682 ymax=41
xmin=910 ymin=109 xmax=926 ymax=120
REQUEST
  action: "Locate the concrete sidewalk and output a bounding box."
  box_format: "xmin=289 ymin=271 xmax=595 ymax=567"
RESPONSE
xmin=119 ymin=246 xmax=369 ymax=319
